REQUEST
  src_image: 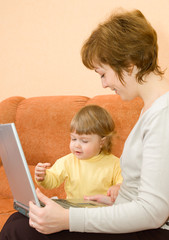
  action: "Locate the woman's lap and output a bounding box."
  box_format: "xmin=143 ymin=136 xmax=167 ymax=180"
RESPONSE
xmin=0 ymin=212 xmax=168 ymax=240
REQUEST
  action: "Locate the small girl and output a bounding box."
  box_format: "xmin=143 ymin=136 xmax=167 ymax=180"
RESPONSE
xmin=35 ymin=105 xmax=122 ymax=201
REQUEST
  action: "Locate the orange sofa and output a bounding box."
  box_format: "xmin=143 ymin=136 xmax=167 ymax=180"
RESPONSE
xmin=0 ymin=94 xmax=143 ymax=231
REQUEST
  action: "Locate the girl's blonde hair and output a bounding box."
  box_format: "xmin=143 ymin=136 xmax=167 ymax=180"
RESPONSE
xmin=70 ymin=105 xmax=115 ymax=154
xmin=81 ymin=9 xmax=164 ymax=84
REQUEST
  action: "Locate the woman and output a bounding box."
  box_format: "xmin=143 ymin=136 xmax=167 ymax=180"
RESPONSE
xmin=1 ymin=8 xmax=169 ymax=240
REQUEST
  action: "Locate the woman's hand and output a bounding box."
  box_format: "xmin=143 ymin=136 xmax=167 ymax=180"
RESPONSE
xmin=84 ymin=194 xmax=113 ymax=205
xmin=29 ymin=188 xmax=69 ymax=234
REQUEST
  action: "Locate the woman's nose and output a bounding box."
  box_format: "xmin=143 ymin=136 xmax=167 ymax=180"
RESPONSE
xmin=101 ymin=79 xmax=108 ymax=88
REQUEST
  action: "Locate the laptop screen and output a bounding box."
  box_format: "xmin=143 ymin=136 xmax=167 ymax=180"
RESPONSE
xmin=0 ymin=123 xmax=40 ymax=214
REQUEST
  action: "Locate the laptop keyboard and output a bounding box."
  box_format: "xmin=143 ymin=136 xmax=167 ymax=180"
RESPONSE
xmin=52 ymin=199 xmax=99 ymax=209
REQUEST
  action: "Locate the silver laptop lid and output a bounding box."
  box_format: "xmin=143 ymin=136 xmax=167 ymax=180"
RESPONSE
xmin=0 ymin=123 xmax=40 ymax=212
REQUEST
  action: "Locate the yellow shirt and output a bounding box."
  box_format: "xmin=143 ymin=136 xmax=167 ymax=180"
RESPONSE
xmin=38 ymin=152 xmax=122 ymax=199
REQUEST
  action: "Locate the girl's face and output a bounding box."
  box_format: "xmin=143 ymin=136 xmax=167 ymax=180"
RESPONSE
xmin=95 ymin=64 xmax=139 ymax=101
xmin=70 ymin=132 xmax=104 ymax=160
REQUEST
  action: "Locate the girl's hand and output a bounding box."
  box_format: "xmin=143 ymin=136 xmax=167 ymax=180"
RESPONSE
xmin=35 ymin=163 xmax=51 ymax=182
xmin=84 ymin=194 xmax=113 ymax=205
xmin=107 ymin=183 xmax=121 ymax=202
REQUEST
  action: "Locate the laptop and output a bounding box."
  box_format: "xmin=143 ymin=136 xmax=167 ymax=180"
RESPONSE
xmin=0 ymin=123 xmax=106 ymax=217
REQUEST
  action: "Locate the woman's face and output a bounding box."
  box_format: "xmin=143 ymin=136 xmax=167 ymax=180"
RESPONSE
xmin=95 ymin=64 xmax=139 ymax=101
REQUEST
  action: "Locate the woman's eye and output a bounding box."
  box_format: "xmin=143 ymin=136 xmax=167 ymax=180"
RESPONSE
xmin=101 ymin=74 xmax=105 ymax=79
xmin=82 ymin=140 xmax=88 ymax=143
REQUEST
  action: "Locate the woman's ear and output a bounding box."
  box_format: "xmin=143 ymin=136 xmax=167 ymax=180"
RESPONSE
xmin=128 ymin=65 xmax=139 ymax=77
xmin=128 ymin=64 xmax=134 ymax=75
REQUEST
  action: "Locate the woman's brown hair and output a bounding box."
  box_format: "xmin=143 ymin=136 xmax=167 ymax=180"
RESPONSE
xmin=81 ymin=9 xmax=164 ymax=83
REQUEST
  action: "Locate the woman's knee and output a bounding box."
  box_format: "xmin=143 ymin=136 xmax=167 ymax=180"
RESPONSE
xmin=0 ymin=212 xmax=46 ymax=240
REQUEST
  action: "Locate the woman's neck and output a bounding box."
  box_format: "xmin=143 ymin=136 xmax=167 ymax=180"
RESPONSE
xmin=138 ymin=73 xmax=169 ymax=115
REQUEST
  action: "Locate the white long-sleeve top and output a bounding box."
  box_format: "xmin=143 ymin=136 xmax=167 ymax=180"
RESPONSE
xmin=69 ymin=92 xmax=169 ymax=233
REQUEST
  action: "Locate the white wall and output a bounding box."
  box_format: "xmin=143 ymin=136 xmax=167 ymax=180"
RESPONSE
xmin=0 ymin=0 xmax=169 ymax=101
